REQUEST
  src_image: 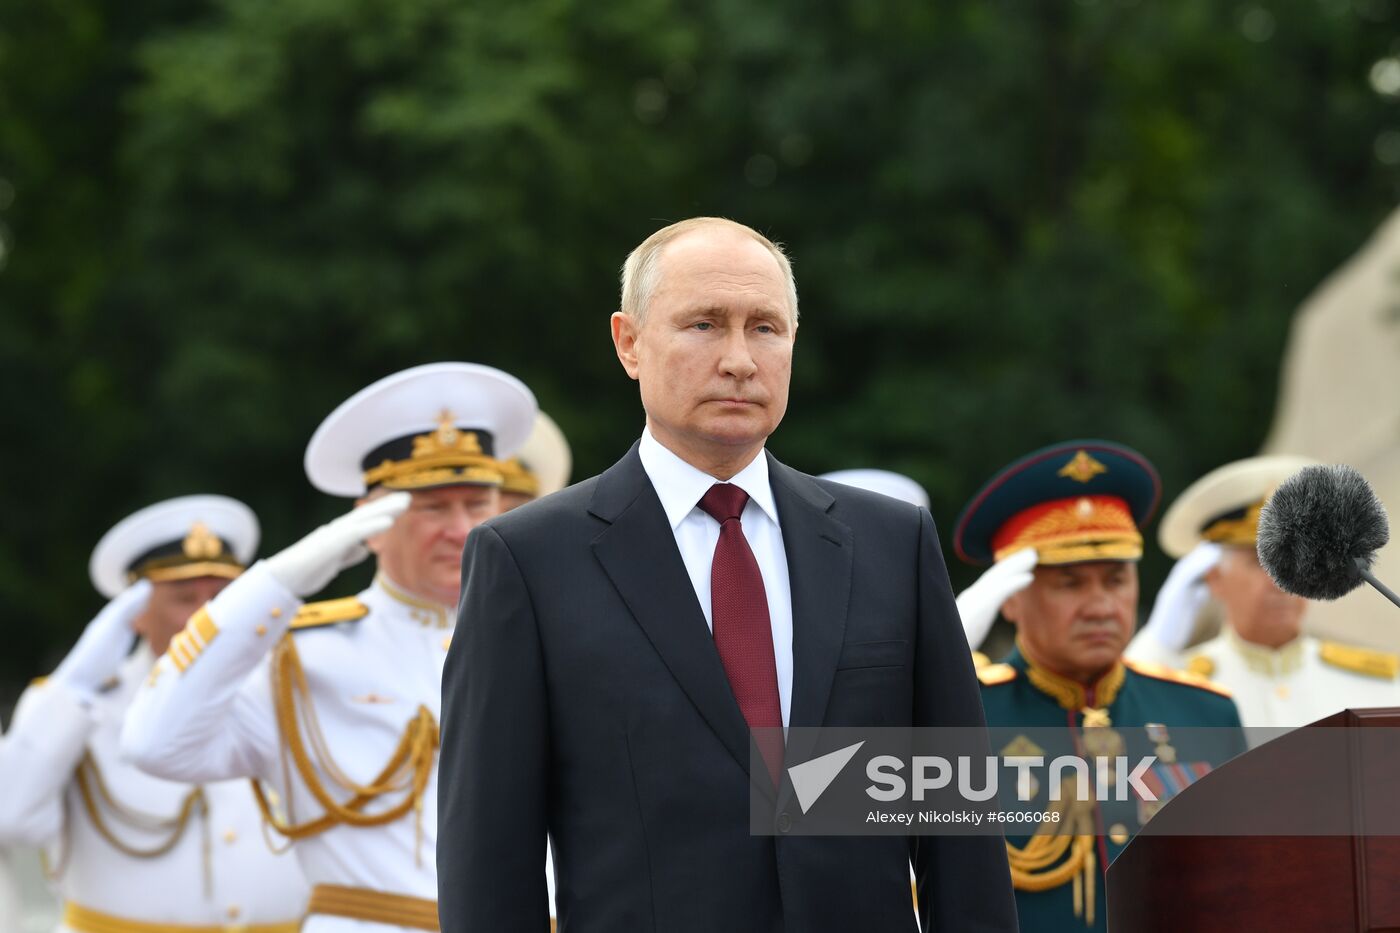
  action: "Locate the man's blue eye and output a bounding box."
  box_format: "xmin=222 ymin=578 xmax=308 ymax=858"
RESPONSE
xmin=694 ymin=322 xmax=713 ymax=331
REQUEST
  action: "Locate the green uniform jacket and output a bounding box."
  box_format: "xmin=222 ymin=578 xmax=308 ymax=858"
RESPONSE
xmin=977 ymin=646 xmax=1244 ymax=932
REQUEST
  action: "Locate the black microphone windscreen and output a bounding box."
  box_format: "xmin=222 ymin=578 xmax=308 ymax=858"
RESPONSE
xmin=1256 ymin=464 xmax=1389 ymax=600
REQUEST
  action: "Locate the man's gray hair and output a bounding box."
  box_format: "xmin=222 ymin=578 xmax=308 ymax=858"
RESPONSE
xmin=619 ymin=217 xmax=799 ymax=325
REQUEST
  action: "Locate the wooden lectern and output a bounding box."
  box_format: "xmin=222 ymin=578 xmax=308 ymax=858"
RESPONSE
xmin=1107 ymin=708 xmax=1400 ymax=932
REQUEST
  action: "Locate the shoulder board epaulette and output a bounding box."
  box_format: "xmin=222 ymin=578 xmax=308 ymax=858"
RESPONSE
xmin=1186 ymin=655 xmax=1216 ymax=679
xmin=971 ymin=650 xmax=991 ymax=670
xmin=977 ymin=663 xmax=1018 ymax=686
xmin=1319 ymin=641 xmax=1399 ymax=680
xmin=290 ymin=597 xmax=369 ymax=631
xmin=28 ymin=675 xmax=49 ymax=689
xmin=1124 ymin=658 xmax=1233 ymax=698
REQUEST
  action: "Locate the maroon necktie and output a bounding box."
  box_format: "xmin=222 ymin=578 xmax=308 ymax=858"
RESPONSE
xmin=698 ymin=483 xmax=784 ymax=787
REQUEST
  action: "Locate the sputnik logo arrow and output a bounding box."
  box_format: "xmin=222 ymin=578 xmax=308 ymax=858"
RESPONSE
xmin=788 ymin=741 xmax=865 ymax=814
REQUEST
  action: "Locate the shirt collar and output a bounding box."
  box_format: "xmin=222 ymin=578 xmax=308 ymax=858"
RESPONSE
xmin=637 ymin=426 xmax=778 ymax=530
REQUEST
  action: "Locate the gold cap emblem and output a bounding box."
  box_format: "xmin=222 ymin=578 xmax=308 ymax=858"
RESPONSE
xmin=1058 ymin=450 xmax=1108 ymax=484
xmin=411 ymin=410 xmax=482 ymax=459
xmin=181 ymin=522 xmax=223 ymax=560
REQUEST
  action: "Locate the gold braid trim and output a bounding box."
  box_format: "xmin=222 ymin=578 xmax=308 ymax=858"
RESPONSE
xmin=306 ymin=885 xmax=440 ymax=931
xmin=74 ymin=752 xmax=208 ymax=861
xmin=1004 ymin=787 xmax=1099 ymax=926
xmin=498 ymin=458 xmax=540 ymax=497
xmin=1200 ymin=501 xmax=1264 ymax=548
xmin=73 ymin=752 xmax=212 ymax=895
xmin=252 ymin=635 xmax=438 ymax=858
xmin=136 ymin=561 xmax=244 ymax=585
xmin=63 ymin=901 xmax=298 ymax=933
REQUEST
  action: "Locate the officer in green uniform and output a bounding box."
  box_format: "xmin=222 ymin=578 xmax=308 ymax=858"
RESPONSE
xmin=952 ymin=440 xmax=1244 ymax=931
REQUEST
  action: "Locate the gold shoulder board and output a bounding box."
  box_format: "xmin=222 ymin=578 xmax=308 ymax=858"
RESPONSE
xmin=290 ymin=597 xmax=369 ymax=631
xmin=977 ymin=663 xmax=1017 ymax=686
xmin=971 ymin=650 xmax=991 ymax=670
xmin=1124 ymin=658 xmax=1234 ymax=698
xmin=1319 ymin=641 xmax=1399 ymax=680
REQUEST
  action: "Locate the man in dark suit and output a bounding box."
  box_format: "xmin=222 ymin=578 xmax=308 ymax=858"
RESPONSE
xmin=439 ymin=217 xmax=1017 ymax=932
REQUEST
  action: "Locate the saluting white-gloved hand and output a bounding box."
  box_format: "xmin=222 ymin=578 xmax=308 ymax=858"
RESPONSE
xmin=955 ymin=548 xmax=1037 ymax=651
xmin=265 ymin=492 xmax=411 ymax=597
xmin=1136 ymin=541 xmax=1223 ymax=654
xmin=52 ymin=578 xmax=152 ymax=699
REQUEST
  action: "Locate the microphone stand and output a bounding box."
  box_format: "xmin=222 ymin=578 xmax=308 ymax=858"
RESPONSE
xmin=1354 ymin=557 xmax=1400 ymax=611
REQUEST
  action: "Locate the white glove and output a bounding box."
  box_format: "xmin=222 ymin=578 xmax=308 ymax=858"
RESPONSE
xmin=264 ymin=493 xmax=411 ymax=597
xmin=52 ymin=579 xmax=152 ymax=699
xmin=1136 ymin=542 xmax=1223 ymax=654
xmin=955 ymin=548 xmax=1037 ymax=650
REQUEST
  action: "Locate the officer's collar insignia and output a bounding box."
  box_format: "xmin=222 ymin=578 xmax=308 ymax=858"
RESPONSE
xmin=376 ymin=574 xmax=451 ymax=628
xmin=1019 ymin=640 xmax=1127 ymax=712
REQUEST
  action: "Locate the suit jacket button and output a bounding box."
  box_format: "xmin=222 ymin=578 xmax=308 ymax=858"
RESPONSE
xmin=776 ymin=812 xmax=793 ymax=833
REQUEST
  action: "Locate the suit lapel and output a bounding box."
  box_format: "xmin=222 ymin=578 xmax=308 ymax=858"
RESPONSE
xmin=589 ymin=447 xmax=759 ymax=787
xmin=769 ymin=457 xmax=853 ymax=813
xmin=769 ymin=456 xmax=853 ymax=731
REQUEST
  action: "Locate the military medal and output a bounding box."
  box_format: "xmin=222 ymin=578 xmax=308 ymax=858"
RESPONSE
xmin=1145 ymin=722 xmax=1176 ymax=764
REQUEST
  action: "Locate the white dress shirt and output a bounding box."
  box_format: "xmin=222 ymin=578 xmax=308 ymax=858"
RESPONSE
xmin=637 ymin=427 xmax=794 ymax=727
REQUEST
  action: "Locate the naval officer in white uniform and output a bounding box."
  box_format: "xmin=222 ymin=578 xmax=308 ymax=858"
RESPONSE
xmin=0 ymin=495 xmax=310 ymax=933
xmin=1127 ymin=455 xmax=1400 ymax=728
xmin=122 ymin=363 xmax=546 ymax=932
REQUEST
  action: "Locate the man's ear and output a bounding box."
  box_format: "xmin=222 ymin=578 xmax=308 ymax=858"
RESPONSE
xmin=611 ymin=311 xmax=641 ymax=380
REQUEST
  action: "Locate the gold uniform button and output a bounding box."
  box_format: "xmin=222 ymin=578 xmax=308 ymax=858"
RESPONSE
xmin=1108 ymin=823 xmax=1130 ymax=845
xmin=270 ymin=607 xmax=283 ymax=618
xmin=223 ymin=829 xmax=238 ymax=844
xmin=254 ymin=625 xmax=268 ymax=637
xmin=226 ymin=905 xmax=241 ymax=920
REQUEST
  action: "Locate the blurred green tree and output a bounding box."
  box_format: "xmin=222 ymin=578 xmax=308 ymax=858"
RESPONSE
xmin=3 ymin=0 xmax=1398 ymax=691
